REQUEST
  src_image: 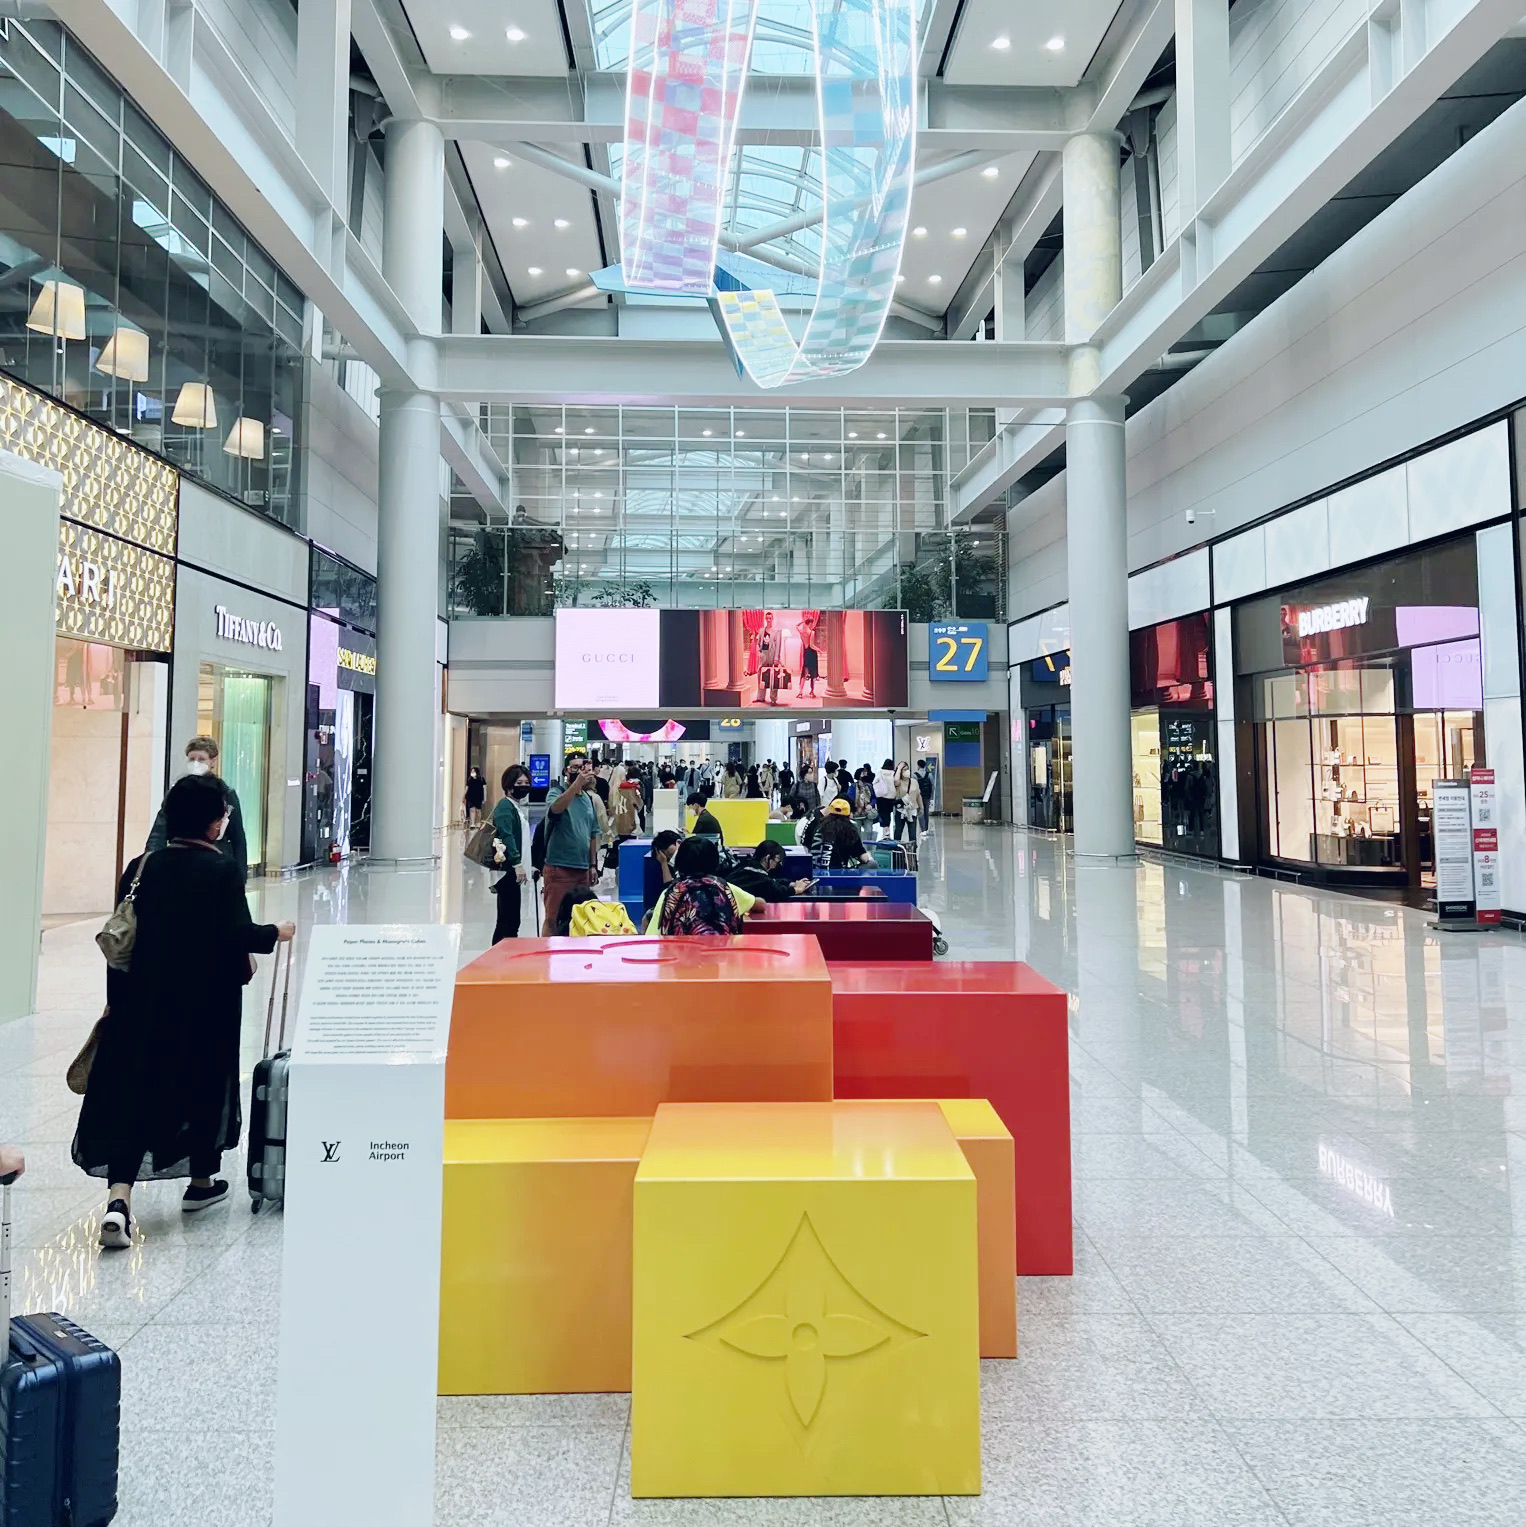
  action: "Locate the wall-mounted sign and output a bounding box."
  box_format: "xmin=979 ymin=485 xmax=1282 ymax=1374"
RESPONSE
xmin=718 ymin=717 xmax=742 ymax=730
xmin=54 ymin=522 xmax=175 ymax=653
xmin=929 ymin=621 xmax=989 ymax=682
xmin=529 ymin=754 xmax=551 ymax=790
xmin=216 ymin=603 xmax=285 ymax=652
xmin=337 ymin=645 xmax=376 ymax=676
xmin=1292 ymin=597 xmax=1369 ymax=639
xmin=563 ymin=720 xmax=588 ymax=754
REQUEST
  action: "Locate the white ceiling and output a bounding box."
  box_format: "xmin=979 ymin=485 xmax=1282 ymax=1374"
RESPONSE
xmin=459 ymin=142 xmax=607 ymax=308
xmin=941 ymin=0 xmax=1125 ymax=88
xmin=898 ymin=153 xmax=1036 ymax=316
xmin=404 ymin=0 xmax=569 ymax=77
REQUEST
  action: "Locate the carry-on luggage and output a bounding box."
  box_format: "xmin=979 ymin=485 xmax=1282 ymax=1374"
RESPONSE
xmin=247 ymin=940 xmax=294 ymax=1214
xmin=0 ymin=1171 xmax=121 ymax=1527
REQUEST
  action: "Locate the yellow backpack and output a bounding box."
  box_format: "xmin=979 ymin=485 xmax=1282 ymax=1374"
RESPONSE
xmin=568 ymin=898 xmax=638 ymax=937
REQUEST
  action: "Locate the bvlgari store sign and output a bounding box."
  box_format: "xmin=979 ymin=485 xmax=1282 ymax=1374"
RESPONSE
xmin=3 ymin=377 xmax=180 ymax=654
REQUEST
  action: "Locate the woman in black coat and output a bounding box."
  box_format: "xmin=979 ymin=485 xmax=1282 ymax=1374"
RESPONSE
xmin=74 ymin=773 xmax=294 ymax=1249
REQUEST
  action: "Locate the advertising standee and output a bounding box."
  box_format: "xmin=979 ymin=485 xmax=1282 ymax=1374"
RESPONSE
xmin=1432 ymin=780 xmax=1474 ymax=923
xmin=1469 ymin=768 xmax=1501 ymax=926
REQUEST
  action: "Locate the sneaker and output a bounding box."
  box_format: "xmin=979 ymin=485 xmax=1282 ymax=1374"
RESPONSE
xmin=182 ymin=1179 xmax=230 ymax=1214
xmin=100 ymin=1199 xmax=132 ymax=1251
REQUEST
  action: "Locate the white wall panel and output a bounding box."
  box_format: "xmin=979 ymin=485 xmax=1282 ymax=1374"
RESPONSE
xmin=1227 ymin=0 xmax=1367 ymax=167
xmin=1263 ymin=497 xmax=1331 ymax=588
xmin=1006 ymin=606 xmax=1071 ymax=664
xmin=1483 ymin=695 xmax=1526 ymax=912
xmin=1025 ymin=254 xmax=1064 ymax=344
xmin=195 ymin=0 xmax=299 ymax=140
xmin=1128 ymin=548 xmax=1212 ymax=629
xmin=1217 ymin=718 xmax=1240 ymax=860
xmin=1476 ymin=523 xmax=1520 ymax=702
xmin=1406 ymin=421 xmax=1511 ymax=543
xmin=1156 ymin=96 xmax=1179 ymax=246
xmin=1212 ymin=525 xmax=1267 ymax=603
xmin=1326 ymin=468 xmax=1408 ymax=568
xmin=1214 ymin=607 xmax=1237 ymax=723
xmin=178 ymin=477 xmax=308 ymax=603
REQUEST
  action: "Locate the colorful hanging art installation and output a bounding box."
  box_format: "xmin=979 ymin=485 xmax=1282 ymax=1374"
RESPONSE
xmin=620 ymin=0 xmax=917 ymax=388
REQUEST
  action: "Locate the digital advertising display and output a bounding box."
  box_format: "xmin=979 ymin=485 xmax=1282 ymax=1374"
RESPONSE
xmin=554 ymin=609 xmax=909 ymax=711
xmin=553 ymin=608 xmax=661 ymax=710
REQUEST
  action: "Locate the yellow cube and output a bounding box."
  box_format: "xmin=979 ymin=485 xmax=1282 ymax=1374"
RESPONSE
xmin=632 ymin=1102 xmax=981 ymax=1497
xmin=687 ymin=797 xmax=770 ymax=846
xmin=440 ymin=1117 xmax=650 ymax=1395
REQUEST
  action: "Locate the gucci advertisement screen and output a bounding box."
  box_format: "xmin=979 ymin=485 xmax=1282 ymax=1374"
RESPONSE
xmin=554 ymin=609 xmax=909 ymax=711
xmin=553 ymin=609 xmax=661 ymax=709
xmin=689 ymin=609 xmax=908 ymax=710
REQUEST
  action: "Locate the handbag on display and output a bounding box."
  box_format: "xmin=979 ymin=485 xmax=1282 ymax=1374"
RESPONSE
xmin=94 ymin=853 xmax=153 ymax=970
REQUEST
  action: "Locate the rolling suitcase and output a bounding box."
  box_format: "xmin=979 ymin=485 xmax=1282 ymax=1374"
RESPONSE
xmin=0 ymin=1171 xmax=121 ymax=1527
xmin=247 ymin=941 xmax=294 ymax=1214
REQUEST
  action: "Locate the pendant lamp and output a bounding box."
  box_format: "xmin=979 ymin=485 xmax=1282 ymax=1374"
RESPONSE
xmin=171 ymin=381 xmax=218 ymax=429
xmin=94 ymin=326 xmax=150 ymax=382
xmin=222 ymin=416 xmax=265 ymax=460
xmin=26 ymin=279 xmax=87 ymax=341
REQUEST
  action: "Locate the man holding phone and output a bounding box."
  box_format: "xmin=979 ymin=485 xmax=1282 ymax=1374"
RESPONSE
xmin=542 ymin=751 xmax=601 ymax=931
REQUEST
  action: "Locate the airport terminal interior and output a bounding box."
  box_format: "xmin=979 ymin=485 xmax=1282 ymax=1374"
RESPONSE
xmin=6 ymin=0 xmax=1526 ymax=1523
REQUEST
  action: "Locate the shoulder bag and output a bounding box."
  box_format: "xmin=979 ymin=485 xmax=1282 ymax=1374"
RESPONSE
xmin=95 ymin=853 xmax=152 ymax=971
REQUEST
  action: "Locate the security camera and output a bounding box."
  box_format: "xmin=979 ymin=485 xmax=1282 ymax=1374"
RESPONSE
xmin=1185 ymin=509 xmax=1197 ymax=525
xmin=1184 ymin=507 xmax=1216 ymax=526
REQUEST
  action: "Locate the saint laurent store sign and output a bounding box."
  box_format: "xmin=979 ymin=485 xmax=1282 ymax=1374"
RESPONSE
xmin=216 ymin=603 xmax=285 ymax=651
xmin=2 ymin=376 xmax=179 ymax=653
xmin=338 ymin=645 xmax=377 ymax=676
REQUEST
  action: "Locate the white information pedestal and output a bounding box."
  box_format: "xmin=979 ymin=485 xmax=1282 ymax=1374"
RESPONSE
xmin=651 ymin=787 xmax=682 ymax=833
xmin=273 ymin=923 xmax=461 ymax=1527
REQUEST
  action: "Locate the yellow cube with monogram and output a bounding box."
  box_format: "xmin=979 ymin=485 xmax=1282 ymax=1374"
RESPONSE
xmin=631 ymin=1101 xmax=981 ymax=1498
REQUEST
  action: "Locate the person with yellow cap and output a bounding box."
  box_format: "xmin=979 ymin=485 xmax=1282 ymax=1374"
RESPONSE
xmin=809 ymin=794 xmax=876 ymax=872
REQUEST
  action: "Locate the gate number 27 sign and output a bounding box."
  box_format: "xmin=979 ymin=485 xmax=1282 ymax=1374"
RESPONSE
xmin=929 ymin=621 xmax=989 ymax=682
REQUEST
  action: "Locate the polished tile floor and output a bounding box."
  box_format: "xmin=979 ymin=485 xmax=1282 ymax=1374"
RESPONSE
xmin=7 ymin=822 xmax=1526 ymax=1524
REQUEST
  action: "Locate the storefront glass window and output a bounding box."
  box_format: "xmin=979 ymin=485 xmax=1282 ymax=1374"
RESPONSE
xmin=0 ymin=22 xmax=306 ymax=528
xmin=198 ymin=662 xmax=275 ymax=874
xmin=1239 ymin=536 xmax=1485 ymax=884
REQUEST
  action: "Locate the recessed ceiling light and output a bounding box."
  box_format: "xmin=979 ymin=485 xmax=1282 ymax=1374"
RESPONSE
xmin=876 ymin=432 xmax=887 ymax=440
xmin=981 ymin=165 xmax=999 ymax=179
xmin=848 ymin=431 xmax=858 ymax=439
xmin=928 ymin=274 xmax=943 ymax=284
xmin=512 ymin=216 xmax=528 ymax=228
xmin=951 ymin=227 xmax=968 ymax=239
xmin=990 ymin=36 xmax=1011 ymax=51
xmin=527 ymin=265 xmax=542 ymax=276
xmin=448 ymin=24 xmax=471 ymax=42
xmin=736 ymin=429 xmax=745 ymax=436
xmin=1046 ymin=35 xmax=1065 ymax=52
xmin=555 ymin=425 xmax=564 ymax=433
xmin=493 ymin=156 xmax=512 ymax=171
xmin=505 ymin=26 xmax=526 ymax=42
xmin=594 ymin=492 xmax=602 ymax=498
xmin=566 ymin=267 xmax=580 ymax=277
xmin=584 ymin=427 xmax=595 ymax=435
xmin=702 ymin=429 xmax=713 ymax=437
xmin=912 ymin=226 xmax=927 ymax=238
xmin=554 ymin=218 xmax=570 ymax=229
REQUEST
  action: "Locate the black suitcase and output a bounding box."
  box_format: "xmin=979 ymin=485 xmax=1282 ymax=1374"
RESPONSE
xmin=0 ymin=1172 xmax=121 ymax=1527
xmin=247 ymin=941 xmax=294 ymax=1214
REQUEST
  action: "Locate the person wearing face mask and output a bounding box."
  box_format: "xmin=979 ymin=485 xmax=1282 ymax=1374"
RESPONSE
xmin=74 ymin=773 xmax=295 ymax=1248
xmin=490 ymin=764 xmax=531 ymax=943
xmin=145 ymin=736 xmax=249 ymax=879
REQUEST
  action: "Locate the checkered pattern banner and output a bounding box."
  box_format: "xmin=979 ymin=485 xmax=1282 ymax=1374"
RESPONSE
xmin=623 ymin=0 xmax=916 ymax=388
xmin=622 ymin=0 xmax=758 ymax=297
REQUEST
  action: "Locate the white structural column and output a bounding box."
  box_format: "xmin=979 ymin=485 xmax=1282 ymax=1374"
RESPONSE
xmin=373 ymin=119 xmax=445 ymax=862
xmin=1174 ymin=0 xmax=1231 ymax=229
xmin=1062 ymin=132 xmax=1133 ymax=858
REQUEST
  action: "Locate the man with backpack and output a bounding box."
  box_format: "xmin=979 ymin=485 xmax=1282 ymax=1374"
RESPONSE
xmin=538 ymin=752 xmax=601 ymax=931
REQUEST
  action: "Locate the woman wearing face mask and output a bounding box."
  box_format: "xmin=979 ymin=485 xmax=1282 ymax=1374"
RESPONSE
xmin=74 ymin=773 xmax=295 ymax=1249
xmin=490 ymin=764 xmax=532 ymax=943
xmin=145 ymin=736 xmax=248 ymax=879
